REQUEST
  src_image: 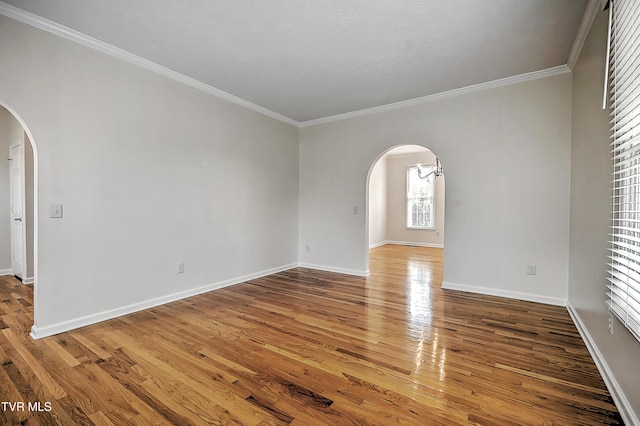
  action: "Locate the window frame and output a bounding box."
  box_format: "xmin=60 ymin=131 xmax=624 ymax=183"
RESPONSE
xmin=606 ymin=0 xmax=640 ymax=343
xmin=405 ymin=165 xmax=436 ymax=230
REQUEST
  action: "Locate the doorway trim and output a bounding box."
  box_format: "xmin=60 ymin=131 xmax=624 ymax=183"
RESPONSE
xmin=1 ymin=101 xmax=39 ymax=329
xmin=9 ymin=141 xmax=26 ymax=280
xmin=365 ymin=144 xmax=445 ymax=275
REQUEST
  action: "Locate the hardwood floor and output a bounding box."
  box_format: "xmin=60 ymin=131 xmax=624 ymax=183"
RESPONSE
xmin=0 ymin=245 xmax=623 ymax=425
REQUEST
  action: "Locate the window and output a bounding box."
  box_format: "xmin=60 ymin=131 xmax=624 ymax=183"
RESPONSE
xmin=406 ymin=165 xmax=435 ymax=229
xmin=607 ymin=0 xmax=640 ymax=342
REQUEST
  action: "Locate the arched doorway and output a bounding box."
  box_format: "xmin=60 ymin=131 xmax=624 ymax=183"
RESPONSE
xmin=0 ymin=102 xmax=38 ymax=329
xmin=365 ymin=144 xmax=445 ymax=274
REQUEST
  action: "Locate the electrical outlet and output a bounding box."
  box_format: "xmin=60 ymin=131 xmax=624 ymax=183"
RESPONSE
xmin=526 ymin=265 xmax=537 ymax=275
xmin=50 ymin=204 xmax=63 ymax=218
xmin=305 ymin=244 xmax=310 ymax=252
xmin=353 ymin=206 xmax=359 ymax=215
xmin=177 ymin=262 xmax=185 ymax=274
xmin=608 ymin=311 xmax=614 ymax=334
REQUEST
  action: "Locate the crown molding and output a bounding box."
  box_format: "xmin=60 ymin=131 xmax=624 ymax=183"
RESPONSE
xmin=567 ymin=0 xmax=605 ymax=70
xmin=0 ymin=1 xmax=577 ymax=130
xmin=300 ymin=65 xmax=571 ymax=128
xmin=0 ymin=2 xmax=300 ymax=127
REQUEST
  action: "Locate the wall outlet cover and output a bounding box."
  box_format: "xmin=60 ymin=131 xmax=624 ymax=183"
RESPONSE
xmin=50 ymin=204 xmax=63 ymax=218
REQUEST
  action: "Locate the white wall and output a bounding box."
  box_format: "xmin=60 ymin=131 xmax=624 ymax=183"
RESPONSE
xmin=568 ymin=9 xmax=640 ymax=423
xmin=0 ymin=109 xmax=13 ymax=272
xmin=0 ymin=15 xmax=299 ymax=337
xmin=0 ymin=107 xmax=26 ymax=273
xmin=24 ymin=133 xmax=34 ymax=280
xmin=385 ymin=151 xmax=445 ymax=247
xmin=300 ymin=73 xmax=572 ymax=304
xmin=368 ymin=155 xmax=387 ymax=248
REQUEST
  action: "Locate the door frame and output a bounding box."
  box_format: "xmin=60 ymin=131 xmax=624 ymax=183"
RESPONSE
xmin=1 ymin=101 xmax=39 ymax=335
xmin=9 ymin=141 xmax=26 ymax=280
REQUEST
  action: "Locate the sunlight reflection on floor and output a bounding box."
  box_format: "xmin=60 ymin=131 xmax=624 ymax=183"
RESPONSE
xmin=406 ymin=258 xmax=446 ymax=382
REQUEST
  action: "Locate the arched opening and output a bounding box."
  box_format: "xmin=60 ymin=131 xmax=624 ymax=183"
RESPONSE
xmin=0 ymin=102 xmax=38 ymax=331
xmin=365 ymin=144 xmax=445 ymax=276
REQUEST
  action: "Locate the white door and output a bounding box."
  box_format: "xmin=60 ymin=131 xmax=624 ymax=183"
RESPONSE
xmin=9 ymin=143 xmax=25 ymax=279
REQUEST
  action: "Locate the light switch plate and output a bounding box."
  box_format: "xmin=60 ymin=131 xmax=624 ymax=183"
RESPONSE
xmin=50 ymin=204 xmax=63 ymax=218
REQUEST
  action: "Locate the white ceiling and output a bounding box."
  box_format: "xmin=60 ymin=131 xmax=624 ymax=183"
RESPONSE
xmin=1 ymin=0 xmax=589 ymax=124
xmin=385 ymin=145 xmax=429 ymax=156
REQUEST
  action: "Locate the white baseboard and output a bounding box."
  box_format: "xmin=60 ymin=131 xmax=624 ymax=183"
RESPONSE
xmin=0 ymin=270 xmax=31 ymax=284
xmin=441 ymin=281 xmax=567 ymax=306
xmin=567 ymin=303 xmax=638 ymax=426
xmin=369 ymin=241 xmax=444 ymax=249
xmin=386 ymin=240 xmax=444 ymax=248
xmin=298 ymin=262 xmax=368 ymax=277
xmin=30 ymin=263 xmax=297 ymax=339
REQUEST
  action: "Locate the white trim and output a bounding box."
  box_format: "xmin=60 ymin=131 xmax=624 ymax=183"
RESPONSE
xmin=29 ymin=263 xmax=297 ymax=339
xmin=0 ymin=100 xmax=39 ymax=339
xmin=0 ymin=2 xmax=299 ymax=128
xmin=22 ymin=276 xmax=34 ymax=284
xmin=567 ymin=0 xmax=605 ymax=70
xmin=0 ymin=269 xmax=12 ymax=276
xmin=566 ymin=303 xmax=639 ymax=426
xmin=369 ymin=241 xmax=444 ymax=249
xmin=386 ymin=241 xmax=444 ymax=249
xmin=300 ymin=65 xmax=571 ymax=127
xmin=441 ymin=281 xmax=567 ymax=307
xmin=298 ymin=262 xmax=368 ymax=278
xmin=368 ymin=241 xmax=387 ymax=249
xmin=9 ymin=141 xmax=27 ymax=281
xmin=0 ymin=2 xmax=577 ymax=130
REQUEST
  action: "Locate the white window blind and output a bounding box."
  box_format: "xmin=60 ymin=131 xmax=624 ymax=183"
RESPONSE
xmin=607 ymin=0 xmax=640 ymax=341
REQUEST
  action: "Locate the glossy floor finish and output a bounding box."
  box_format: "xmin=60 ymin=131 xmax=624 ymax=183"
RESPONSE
xmin=0 ymin=245 xmax=622 ymax=425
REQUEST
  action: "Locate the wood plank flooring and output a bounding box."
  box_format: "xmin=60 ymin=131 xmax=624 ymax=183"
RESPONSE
xmin=0 ymin=245 xmax=623 ymax=425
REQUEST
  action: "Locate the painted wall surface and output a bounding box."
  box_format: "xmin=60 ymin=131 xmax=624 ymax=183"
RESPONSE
xmin=368 ymin=155 xmax=387 ymax=247
xmin=0 ymin=109 xmax=13 ymax=271
xmin=0 ymin=16 xmax=299 ymax=336
xmin=385 ymin=151 xmax=445 ymax=247
xmin=300 ymin=73 xmax=572 ymax=303
xmin=569 ymin=9 xmax=640 ymax=420
xmin=24 ymin=133 xmax=34 ymax=281
xmin=0 ymin=107 xmax=25 ymax=272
